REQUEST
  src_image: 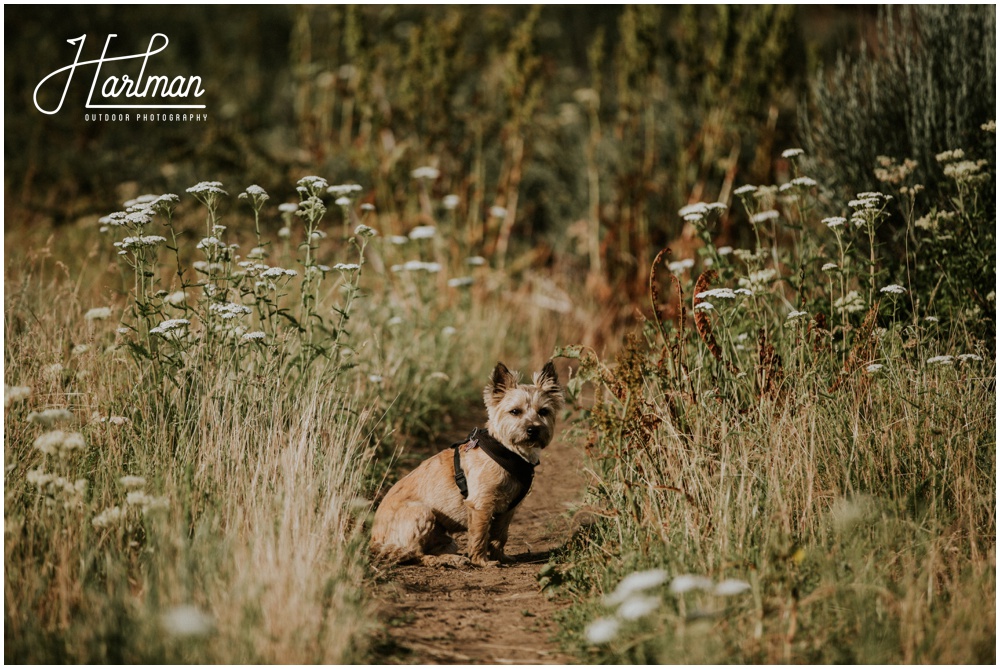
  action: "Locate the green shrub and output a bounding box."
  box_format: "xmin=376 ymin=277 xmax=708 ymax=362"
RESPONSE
xmin=802 ymin=6 xmax=996 ymax=325
xmin=804 ymin=6 xmax=995 ymax=200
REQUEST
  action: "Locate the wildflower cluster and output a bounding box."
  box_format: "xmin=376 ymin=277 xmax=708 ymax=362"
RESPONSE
xmin=21 ymin=404 xmax=90 ymax=514
xmin=583 ymin=569 xmax=752 ymax=645
xmin=104 ymin=176 xmax=379 ymax=383
xmin=5 ymin=385 xmax=32 ymax=407
xmin=90 ymin=475 xmax=168 ymax=533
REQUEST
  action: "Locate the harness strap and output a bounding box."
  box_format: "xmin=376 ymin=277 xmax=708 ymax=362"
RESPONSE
xmin=452 ymin=444 xmax=469 ymax=498
xmin=450 ymin=427 xmax=535 ymax=512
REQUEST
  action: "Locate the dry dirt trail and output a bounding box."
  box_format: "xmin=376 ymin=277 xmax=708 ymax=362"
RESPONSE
xmin=370 ymin=417 xmax=588 ymax=664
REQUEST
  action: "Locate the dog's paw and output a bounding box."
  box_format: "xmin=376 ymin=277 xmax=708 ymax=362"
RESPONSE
xmin=469 ymin=554 xmax=501 ymax=568
xmin=488 ymin=550 xmax=515 ymax=565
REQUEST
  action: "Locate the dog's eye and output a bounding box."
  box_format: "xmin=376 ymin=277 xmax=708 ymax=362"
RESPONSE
xmin=538 ymin=408 xmax=550 ymax=417
xmin=509 ymin=408 xmax=522 ymax=416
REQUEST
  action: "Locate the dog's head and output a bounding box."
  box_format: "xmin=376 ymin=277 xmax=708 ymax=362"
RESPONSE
xmin=484 ymin=361 xmax=564 ymax=465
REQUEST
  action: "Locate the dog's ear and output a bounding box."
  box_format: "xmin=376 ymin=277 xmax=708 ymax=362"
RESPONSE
xmin=533 ymin=361 xmax=563 ymax=404
xmin=485 ymin=361 xmax=518 ymax=406
xmin=533 ymin=361 xmax=559 ymax=389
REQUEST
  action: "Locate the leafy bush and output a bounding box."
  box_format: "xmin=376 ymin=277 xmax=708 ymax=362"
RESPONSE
xmin=802 ymin=6 xmax=996 ymax=324
xmin=804 ymin=5 xmax=995 ymax=200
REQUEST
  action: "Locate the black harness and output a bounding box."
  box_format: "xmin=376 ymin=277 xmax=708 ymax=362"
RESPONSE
xmin=451 ymin=427 xmax=536 ymax=512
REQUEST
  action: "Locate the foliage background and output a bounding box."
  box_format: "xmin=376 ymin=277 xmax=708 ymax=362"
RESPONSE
xmin=5 ymin=5 xmax=855 ymax=268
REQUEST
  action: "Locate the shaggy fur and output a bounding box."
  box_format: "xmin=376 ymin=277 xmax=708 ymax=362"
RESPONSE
xmin=370 ymin=361 xmax=564 ymax=567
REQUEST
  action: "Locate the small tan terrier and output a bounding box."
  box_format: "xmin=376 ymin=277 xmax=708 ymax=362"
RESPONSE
xmin=371 ymin=361 xmax=564 ymax=567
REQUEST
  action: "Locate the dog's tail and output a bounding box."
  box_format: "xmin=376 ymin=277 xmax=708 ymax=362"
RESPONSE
xmin=369 ymin=541 xmax=420 ymax=566
xmin=370 ymin=542 xmax=470 ymax=569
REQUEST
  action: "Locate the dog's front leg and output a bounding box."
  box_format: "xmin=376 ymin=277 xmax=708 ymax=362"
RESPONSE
xmin=465 ymin=500 xmax=498 ymax=567
xmin=488 ymin=509 xmax=516 ymax=563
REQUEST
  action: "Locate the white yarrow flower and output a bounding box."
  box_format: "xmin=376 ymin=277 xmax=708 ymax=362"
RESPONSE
xmin=327 ymin=183 xmax=363 ymax=197
xmin=92 ymin=506 xmax=125 ymax=529
xmin=678 ymin=202 xmax=710 ymax=218
xmin=161 ymin=605 xmax=215 ymax=638
xmin=617 ymin=595 xmax=661 ymax=621
xmin=584 ymin=617 xmax=620 ymax=645
xmin=833 ymin=290 xmax=866 ymax=314
xmin=196 ymin=236 xmax=222 ymax=250
xmin=408 ymin=225 xmax=437 ymax=240
xmin=150 ymin=318 xmax=190 ymax=335
xmin=781 ymin=148 xmax=805 ymax=158
xmin=186 ymin=181 xmax=227 ymax=196
xmin=603 ymin=569 xmax=668 ymax=606
xmin=713 ymin=578 xmax=752 ymax=596
xmin=695 ymin=288 xmax=737 ymax=300
xmin=33 ymin=430 xmax=86 ymax=456
xmin=667 ymin=258 xmax=695 ymax=274
xmin=669 ymin=574 xmax=714 ymax=594
xmin=125 ymin=491 xmax=170 ymax=514
xmin=879 ymin=284 xmax=907 ymax=295
xmin=120 ymin=475 xmax=147 ymax=489
xmin=165 ymin=291 xmax=186 ymax=305
xmin=750 ymin=210 xmax=780 ymax=224
xmin=926 ymin=355 xmax=954 ymax=366
xmin=84 ymin=307 xmax=112 ymax=321
xmin=296 ymin=175 xmax=329 ymax=191
xmin=5 ymin=385 xmax=32 ymax=407
xmin=209 ymin=303 xmax=252 ymax=319
xmin=27 ymin=408 xmax=74 ymax=427
xmin=333 ymin=263 xmax=361 ymax=271
xmin=411 ymin=166 xmax=440 ymax=180
xmin=116 ymin=235 xmax=167 ymax=250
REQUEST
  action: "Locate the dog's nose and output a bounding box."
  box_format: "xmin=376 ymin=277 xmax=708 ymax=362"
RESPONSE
xmin=527 ymin=425 xmax=540 ymax=440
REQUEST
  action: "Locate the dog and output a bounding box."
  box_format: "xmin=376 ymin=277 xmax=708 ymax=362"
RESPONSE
xmin=370 ymin=361 xmax=564 ymax=567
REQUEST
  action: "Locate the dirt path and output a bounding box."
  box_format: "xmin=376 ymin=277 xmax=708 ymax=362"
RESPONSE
xmin=370 ymin=420 xmax=587 ymax=664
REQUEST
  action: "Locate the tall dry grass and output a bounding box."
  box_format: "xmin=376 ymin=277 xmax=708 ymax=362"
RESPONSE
xmin=553 ymin=145 xmax=995 ymax=663
xmin=5 ymin=265 xmax=377 ymax=662
xmin=3 ymin=173 xmax=597 ymax=662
